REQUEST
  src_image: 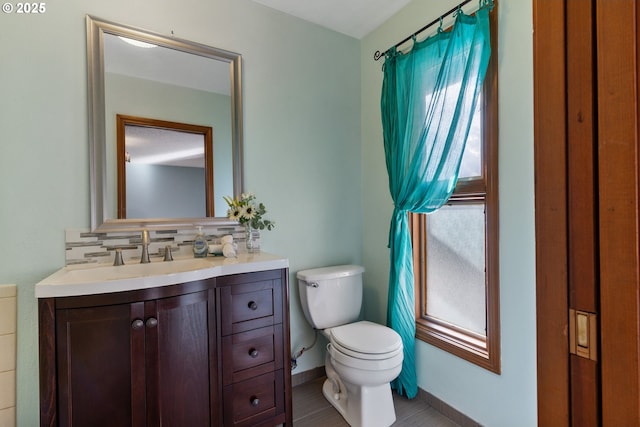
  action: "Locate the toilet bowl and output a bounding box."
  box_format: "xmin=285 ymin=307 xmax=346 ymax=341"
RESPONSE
xmin=297 ymin=266 xmax=404 ymax=427
xmin=322 ymin=321 xmax=403 ymax=427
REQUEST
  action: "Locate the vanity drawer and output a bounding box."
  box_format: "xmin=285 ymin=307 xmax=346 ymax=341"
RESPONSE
xmin=223 ymin=370 xmax=285 ymax=427
xmin=222 ymin=324 xmax=284 ymax=385
xmin=231 ymin=288 xmax=273 ymax=323
xmin=219 ymin=275 xmax=282 ymax=335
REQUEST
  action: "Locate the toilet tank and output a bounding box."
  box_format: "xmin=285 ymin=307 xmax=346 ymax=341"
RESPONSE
xmin=297 ymin=265 xmax=364 ymax=330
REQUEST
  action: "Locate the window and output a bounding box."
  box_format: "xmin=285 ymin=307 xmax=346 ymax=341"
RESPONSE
xmin=411 ymin=7 xmax=499 ymax=373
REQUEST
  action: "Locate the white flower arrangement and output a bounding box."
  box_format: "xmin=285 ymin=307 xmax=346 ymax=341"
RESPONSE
xmin=223 ymin=192 xmax=275 ymax=230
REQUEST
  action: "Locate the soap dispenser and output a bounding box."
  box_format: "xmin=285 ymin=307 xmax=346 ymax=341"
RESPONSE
xmin=192 ymin=226 xmax=209 ymax=258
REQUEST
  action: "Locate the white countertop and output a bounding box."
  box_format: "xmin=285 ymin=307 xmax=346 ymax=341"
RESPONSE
xmin=35 ymin=252 xmax=289 ymax=298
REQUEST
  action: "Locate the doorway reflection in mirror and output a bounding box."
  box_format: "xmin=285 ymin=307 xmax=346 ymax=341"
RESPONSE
xmin=116 ymin=115 xmax=214 ymax=220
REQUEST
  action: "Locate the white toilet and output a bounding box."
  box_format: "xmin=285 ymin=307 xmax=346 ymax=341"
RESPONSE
xmin=297 ymin=265 xmax=403 ymax=427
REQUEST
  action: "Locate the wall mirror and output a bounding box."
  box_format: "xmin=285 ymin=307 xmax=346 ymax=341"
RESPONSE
xmin=87 ymin=15 xmax=243 ymax=231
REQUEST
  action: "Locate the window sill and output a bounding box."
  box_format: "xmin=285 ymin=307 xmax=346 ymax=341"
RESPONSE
xmin=416 ymin=316 xmax=500 ymax=374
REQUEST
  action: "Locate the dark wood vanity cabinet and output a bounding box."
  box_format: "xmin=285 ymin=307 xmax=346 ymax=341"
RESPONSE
xmin=53 ymin=289 xmax=215 ymax=426
xmin=38 ymin=268 xmax=292 ymax=427
xmin=218 ymin=272 xmax=286 ymax=427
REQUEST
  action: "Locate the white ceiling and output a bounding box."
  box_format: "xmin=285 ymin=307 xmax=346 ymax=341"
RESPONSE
xmin=251 ymin=0 xmax=412 ymax=39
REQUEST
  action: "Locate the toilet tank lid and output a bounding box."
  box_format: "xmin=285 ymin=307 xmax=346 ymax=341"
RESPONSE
xmin=296 ymin=265 xmax=364 ymax=281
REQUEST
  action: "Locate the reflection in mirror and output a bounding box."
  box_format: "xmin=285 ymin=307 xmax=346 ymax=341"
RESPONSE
xmin=87 ymin=15 xmax=243 ymax=231
xmin=116 ymin=115 xmax=213 ymax=219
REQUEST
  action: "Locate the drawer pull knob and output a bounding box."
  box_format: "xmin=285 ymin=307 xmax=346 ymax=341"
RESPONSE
xmin=131 ymin=319 xmax=144 ymax=330
xmin=250 ymin=396 xmax=260 ymax=407
xmin=249 ymin=348 xmax=259 ymax=358
xmin=146 ymin=317 xmax=158 ymax=328
xmin=248 ymin=301 xmax=258 ymax=310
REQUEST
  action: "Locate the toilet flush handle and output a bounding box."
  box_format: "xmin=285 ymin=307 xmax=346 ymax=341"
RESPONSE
xmin=306 ymin=281 xmax=319 ymax=288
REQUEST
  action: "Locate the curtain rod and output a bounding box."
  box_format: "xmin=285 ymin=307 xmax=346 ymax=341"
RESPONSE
xmin=373 ymin=0 xmax=473 ymax=61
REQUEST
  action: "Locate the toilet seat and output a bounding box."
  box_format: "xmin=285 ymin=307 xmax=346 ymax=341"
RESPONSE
xmin=328 ymin=342 xmax=403 ymax=371
xmin=328 ymin=321 xmax=403 ymax=361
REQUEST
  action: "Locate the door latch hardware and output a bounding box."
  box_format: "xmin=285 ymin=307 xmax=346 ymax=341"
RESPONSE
xmin=569 ymin=308 xmax=598 ymax=361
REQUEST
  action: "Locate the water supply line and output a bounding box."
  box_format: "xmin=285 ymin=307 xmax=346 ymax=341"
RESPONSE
xmin=291 ymin=329 xmax=318 ymax=370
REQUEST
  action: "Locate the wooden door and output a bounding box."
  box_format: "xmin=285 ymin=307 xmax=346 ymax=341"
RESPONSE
xmin=566 ymin=2 xmax=599 ymax=425
xmin=595 ymin=1 xmax=640 ymax=424
xmin=534 ymin=0 xmax=640 ymax=425
xmin=146 ymin=290 xmax=216 ymax=427
xmin=56 ymin=302 xmax=141 ymax=427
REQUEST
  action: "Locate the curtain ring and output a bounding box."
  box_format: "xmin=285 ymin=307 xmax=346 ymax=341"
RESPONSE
xmin=479 ymin=0 xmax=493 ymax=9
xmin=437 ymin=16 xmax=443 ymax=33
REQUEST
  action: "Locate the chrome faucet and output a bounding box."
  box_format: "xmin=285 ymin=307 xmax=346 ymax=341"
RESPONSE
xmin=163 ymin=245 xmax=173 ymax=262
xmin=113 ymin=248 xmax=125 ymax=266
xmin=140 ymin=229 xmax=150 ymax=264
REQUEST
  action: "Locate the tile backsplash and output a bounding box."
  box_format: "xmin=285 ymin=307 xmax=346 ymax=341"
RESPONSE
xmin=0 ymin=285 xmax=16 ymax=427
xmin=65 ymin=225 xmax=245 ymax=266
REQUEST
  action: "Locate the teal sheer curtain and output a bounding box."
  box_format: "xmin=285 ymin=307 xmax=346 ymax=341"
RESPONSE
xmin=381 ymin=3 xmax=492 ymax=398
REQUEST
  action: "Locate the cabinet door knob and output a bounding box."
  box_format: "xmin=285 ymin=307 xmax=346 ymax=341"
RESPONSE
xmin=249 ymin=348 xmax=259 ymax=358
xmin=248 ymin=301 xmax=258 ymax=310
xmin=146 ymin=317 xmax=158 ymax=328
xmin=250 ymin=396 xmax=260 ymax=407
xmin=131 ymin=319 xmax=144 ymax=330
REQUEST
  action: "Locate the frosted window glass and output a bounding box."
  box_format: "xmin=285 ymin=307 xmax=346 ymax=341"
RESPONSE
xmin=458 ymin=99 xmax=483 ymax=179
xmin=426 ymin=204 xmax=486 ymax=335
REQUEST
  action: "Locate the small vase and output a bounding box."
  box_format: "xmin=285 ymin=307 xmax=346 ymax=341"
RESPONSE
xmin=245 ymin=224 xmax=261 ymax=253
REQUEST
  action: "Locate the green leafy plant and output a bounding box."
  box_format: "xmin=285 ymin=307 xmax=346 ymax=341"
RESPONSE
xmin=223 ymin=193 xmax=275 ymax=230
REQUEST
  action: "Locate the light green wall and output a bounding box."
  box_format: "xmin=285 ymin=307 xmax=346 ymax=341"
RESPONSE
xmin=0 ymin=1 xmax=360 ymax=425
xmin=361 ymin=1 xmax=537 ymax=426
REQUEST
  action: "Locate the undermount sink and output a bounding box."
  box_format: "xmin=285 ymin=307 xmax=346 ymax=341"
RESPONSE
xmin=52 ymin=258 xmax=213 ymax=284
xmin=35 ymin=252 xmax=289 ymax=298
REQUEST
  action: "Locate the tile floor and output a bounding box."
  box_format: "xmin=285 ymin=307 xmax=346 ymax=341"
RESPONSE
xmin=292 ymin=377 xmax=461 ymax=427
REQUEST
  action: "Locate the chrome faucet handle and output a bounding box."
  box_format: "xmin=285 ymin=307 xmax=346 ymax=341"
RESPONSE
xmin=140 ymin=230 xmax=150 ymax=264
xmin=113 ymin=248 xmax=124 ymax=266
xmin=163 ymin=245 xmax=173 ymax=262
